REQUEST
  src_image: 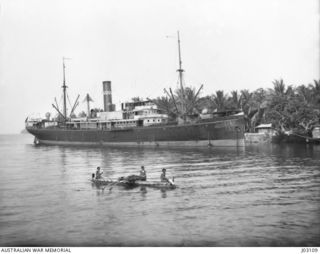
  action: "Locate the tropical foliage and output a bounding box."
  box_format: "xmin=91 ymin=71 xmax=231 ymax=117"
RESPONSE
xmin=152 ymin=79 xmax=320 ymax=134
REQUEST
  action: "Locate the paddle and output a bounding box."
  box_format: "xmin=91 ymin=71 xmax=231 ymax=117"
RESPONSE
xmin=168 ymin=177 xmax=175 ymax=186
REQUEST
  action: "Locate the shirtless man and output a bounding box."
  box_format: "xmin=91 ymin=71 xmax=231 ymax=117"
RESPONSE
xmin=95 ymin=167 xmax=103 ymax=180
xmin=140 ymin=166 xmax=147 ymax=181
xmin=160 ymin=168 xmax=169 ymax=182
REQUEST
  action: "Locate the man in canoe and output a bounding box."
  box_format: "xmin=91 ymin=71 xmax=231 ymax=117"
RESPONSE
xmin=95 ymin=167 xmax=104 ymax=180
xmin=160 ymin=168 xmax=169 ymax=182
xmin=140 ymin=166 xmax=147 ymax=181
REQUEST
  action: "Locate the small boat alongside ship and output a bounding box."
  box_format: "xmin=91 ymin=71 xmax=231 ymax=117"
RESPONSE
xmin=25 ymin=32 xmax=245 ymax=147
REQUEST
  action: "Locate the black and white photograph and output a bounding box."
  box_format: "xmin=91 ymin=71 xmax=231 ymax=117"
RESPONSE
xmin=0 ymin=0 xmax=319 ymax=250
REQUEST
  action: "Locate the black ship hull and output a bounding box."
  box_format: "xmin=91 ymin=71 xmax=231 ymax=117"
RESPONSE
xmin=26 ymin=116 xmax=245 ymax=147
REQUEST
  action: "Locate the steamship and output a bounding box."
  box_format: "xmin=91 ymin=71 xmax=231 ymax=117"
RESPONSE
xmin=25 ymin=33 xmax=245 ymax=147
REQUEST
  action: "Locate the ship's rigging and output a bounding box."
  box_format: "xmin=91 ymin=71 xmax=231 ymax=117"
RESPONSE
xmin=62 ymin=57 xmax=68 ymax=118
xmin=52 ymin=57 xmax=80 ymax=121
xmin=53 ymin=32 xmax=204 ymax=123
xmin=157 ymin=31 xmax=203 ymax=121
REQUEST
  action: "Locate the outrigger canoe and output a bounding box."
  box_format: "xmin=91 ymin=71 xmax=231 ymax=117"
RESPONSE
xmin=91 ymin=178 xmax=177 ymax=189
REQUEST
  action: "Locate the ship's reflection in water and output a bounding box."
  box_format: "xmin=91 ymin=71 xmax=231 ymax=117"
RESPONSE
xmin=0 ymin=134 xmax=319 ymax=246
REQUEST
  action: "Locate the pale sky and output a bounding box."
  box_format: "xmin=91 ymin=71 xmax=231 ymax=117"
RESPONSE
xmin=0 ymin=0 xmax=319 ymax=134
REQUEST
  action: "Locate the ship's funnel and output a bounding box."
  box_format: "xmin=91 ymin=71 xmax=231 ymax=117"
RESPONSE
xmin=102 ymin=81 xmax=114 ymax=112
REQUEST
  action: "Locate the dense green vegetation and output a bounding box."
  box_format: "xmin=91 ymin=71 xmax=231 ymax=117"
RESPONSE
xmin=152 ymin=79 xmax=320 ymax=134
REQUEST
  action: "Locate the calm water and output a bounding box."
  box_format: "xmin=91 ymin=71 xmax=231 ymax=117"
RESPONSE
xmin=0 ymin=134 xmax=319 ymax=246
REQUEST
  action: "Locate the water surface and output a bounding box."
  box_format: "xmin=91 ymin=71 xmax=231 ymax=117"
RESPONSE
xmin=0 ymin=134 xmax=319 ymax=246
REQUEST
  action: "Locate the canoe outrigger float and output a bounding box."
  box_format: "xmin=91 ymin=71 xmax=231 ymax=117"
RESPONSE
xmin=91 ymin=178 xmax=177 ymax=189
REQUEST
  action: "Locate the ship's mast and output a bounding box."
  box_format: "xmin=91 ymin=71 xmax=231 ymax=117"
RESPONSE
xmin=177 ymin=31 xmax=186 ymax=115
xmin=62 ymin=57 xmax=68 ymax=119
xmin=177 ymin=31 xmax=184 ymax=94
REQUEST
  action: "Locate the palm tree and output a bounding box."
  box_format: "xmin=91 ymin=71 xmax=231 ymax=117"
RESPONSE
xmin=265 ymin=80 xmax=301 ymax=132
xmin=197 ymin=95 xmax=215 ymax=113
xmin=183 ymin=86 xmax=203 ymax=114
xmin=249 ymin=88 xmax=269 ymax=128
xmin=153 ymin=96 xmax=176 ymax=117
xmin=309 ymin=79 xmax=320 ymax=92
xmin=212 ymin=90 xmax=228 ymax=111
xmin=239 ymin=90 xmax=254 ymax=131
xmin=271 ymin=79 xmax=286 ymax=96
xmin=297 ymin=84 xmax=312 ymax=103
xmin=238 ymin=88 xmax=269 ymax=132
xmin=240 ymin=89 xmax=252 ymax=112
xmin=309 ymin=79 xmax=320 ymax=105
xmin=153 ymin=84 xmax=204 ymax=121
xmin=228 ymin=90 xmax=241 ymax=110
xmin=170 ymin=85 xmax=203 ymax=115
